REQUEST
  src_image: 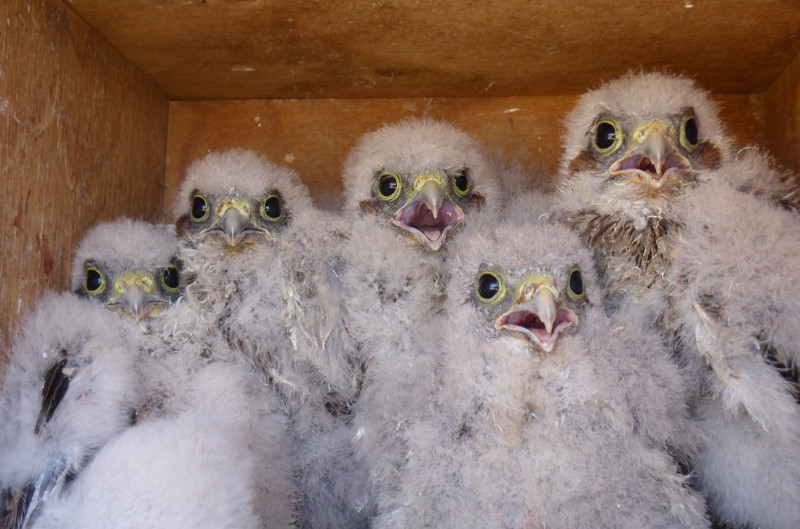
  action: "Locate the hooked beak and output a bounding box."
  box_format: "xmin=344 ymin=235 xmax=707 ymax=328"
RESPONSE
xmin=392 ymin=174 xmax=464 ymax=251
xmin=494 ymin=282 xmax=578 ymax=353
xmin=199 ymin=196 xmax=266 ymax=248
xmin=105 ymin=271 xmax=166 ymax=321
xmin=609 ymin=124 xmax=692 ymax=191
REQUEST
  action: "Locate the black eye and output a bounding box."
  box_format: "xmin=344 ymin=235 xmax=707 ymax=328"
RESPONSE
xmin=683 ymin=116 xmax=698 ymax=147
xmin=567 ymin=268 xmax=584 ymax=300
xmin=378 ymin=173 xmax=401 ymax=201
xmin=476 ymin=272 xmax=504 ymax=303
xmin=191 ymin=195 xmax=209 ymax=222
xmin=161 ymin=266 xmax=181 ymax=291
xmin=452 ymin=171 xmax=470 ymax=196
xmin=85 ymin=268 xmax=105 ymax=295
xmin=261 ymin=195 xmax=282 ymax=221
xmin=594 ymin=121 xmax=618 ymax=151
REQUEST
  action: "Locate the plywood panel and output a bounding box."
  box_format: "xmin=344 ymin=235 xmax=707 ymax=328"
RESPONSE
xmin=765 ymin=53 xmax=800 ymax=175
xmin=1 ymin=0 xmax=169 ymax=354
xmin=68 ymin=0 xmax=800 ymax=100
xmin=165 ymin=93 xmax=765 ymax=213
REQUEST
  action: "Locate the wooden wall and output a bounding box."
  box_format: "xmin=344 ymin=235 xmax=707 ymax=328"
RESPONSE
xmin=766 ymin=53 xmax=800 ymax=176
xmin=0 ymin=0 xmax=168 ymax=355
xmin=165 ymin=94 xmax=767 ymax=213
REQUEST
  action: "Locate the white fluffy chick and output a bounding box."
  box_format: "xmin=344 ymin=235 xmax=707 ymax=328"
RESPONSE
xmin=173 ymin=149 xmax=359 ymax=528
xmin=337 ymin=118 xmax=502 ymax=523
xmin=667 ymin=150 xmax=800 ymax=529
xmin=173 ymin=148 xmax=357 ymax=405
xmin=0 ymin=293 xmax=143 ymax=529
xmin=32 ymin=361 xmax=293 ymax=529
xmin=554 ymin=70 xmax=731 ymax=309
xmin=66 ymin=218 xmax=295 ymax=527
xmin=71 ymin=219 xmax=186 ymax=328
xmin=555 ymin=71 xmax=800 ymax=529
xmin=372 ymin=214 xmax=708 ymax=529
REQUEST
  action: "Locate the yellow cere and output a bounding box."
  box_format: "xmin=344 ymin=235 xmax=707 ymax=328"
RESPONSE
xmin=113 ymin=270 xmax=156 ymax=295
xmin=515 ymin=272 xmax=556 ymax=302
xmin=629 ymin=119 xmax=677 ymax=149
xmin=214 ymin=196 xmax=256 ymax=222
xmin=410 ymin=171 xmax=449 ymax=194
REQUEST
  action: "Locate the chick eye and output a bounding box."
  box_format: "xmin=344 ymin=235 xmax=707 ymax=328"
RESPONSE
xmin=191 ymin=195 xmax=209 ymax=222
xmin=567 ymin=268 xmax=585 ymax=300
xmin=680 ymin=115 xmax=699 ymax=151
xmin=260 ymin=195 xmax=283 ymax=221
xmin=377 ymin=173 xmax=402 ymax=201
xmin=161 ymin=265 xmax=181 ymax=292
xmin=476 ymin=272 xmax=505 ymax=304
xmin=452 ymin=170 xmax=470 ymax=197
xmin=85 ymin=268 xmax=106 ymax=295
xmin=594 ymin=120 xmax=622 ymax=155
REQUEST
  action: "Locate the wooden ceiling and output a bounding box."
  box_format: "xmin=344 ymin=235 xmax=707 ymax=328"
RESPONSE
xmin=64 ymin=0 xmax=800 ymax=100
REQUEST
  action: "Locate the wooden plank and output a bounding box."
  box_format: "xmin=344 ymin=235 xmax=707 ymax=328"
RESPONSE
xmin=165 ymin=93 xmax=765 ymax=213
xmin=1 ymin=0 xmax=169 ymax=356
xmin=67 ymin=0 xmax=800 ymax=100
xmin=765 ymin=53 xmax=800 ymax=176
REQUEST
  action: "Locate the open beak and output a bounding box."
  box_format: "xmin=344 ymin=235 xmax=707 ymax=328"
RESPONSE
xmin=199 ymin=196 xmax=266 ymax=248
xmin=494 ymin=280 xmax=578 ymax=353
xmin=609 ymin=122 xmax=692 ymax=191
xmin=392 ymin=173 xmax=464 ymax=251
xmin=105 ymin=271 xmax=166 ymax=321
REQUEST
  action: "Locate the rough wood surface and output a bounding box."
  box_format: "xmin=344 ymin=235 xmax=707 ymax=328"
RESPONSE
xmin=766 ymin=53 xmax=800 ymax=175
xmin=66 ymin=0 xmax=800 ymax=100
xmin=165 ymin=94 xmax=766 ymax=213
xmin=1 ymin=0 xmax=168 ymax=355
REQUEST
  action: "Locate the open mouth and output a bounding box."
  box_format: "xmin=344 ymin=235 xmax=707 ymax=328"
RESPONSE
xmin=609 ymin=152 xmax=691 ymax=184
xmin=495 ymin=308 xmax=578 ymax=352
xmin=392 ymin=199 xmax=464 ymax=250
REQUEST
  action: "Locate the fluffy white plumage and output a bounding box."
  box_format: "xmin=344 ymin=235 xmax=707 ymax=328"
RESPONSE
xmin=667 ymin=151 xmax=800 ymax=529
xmin=0 ymin=293 xmax=144 ymax=528
xmin=372 ymin=213 xmax=708 ymax=529
xmin=60 ymin=218 xmax=295 ymax=528
xmin=172 ymin=149 xmax=359 ymax=527
xmin=337 ymin=118 xmax=502 ymax=525
xmin=173 ymin=148 xmax=357 ymax=402
xmin=554 ymin=71 xmax=800 ymax=528
xmin=33 ymin=362 xmax=293 ymax=529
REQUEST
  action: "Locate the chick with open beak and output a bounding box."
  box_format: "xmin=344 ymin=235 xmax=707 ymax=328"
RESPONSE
xmin=493 ymin=273 xmax=579 ymax=353
xmin=607 ymin=118 xmax=693 ymax=192
xmin=390 ymin=170 xmax=466 ymax=251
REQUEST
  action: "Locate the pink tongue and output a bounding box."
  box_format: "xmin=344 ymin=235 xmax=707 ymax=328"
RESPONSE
xmin=421 ymin=228 xmax=442 ymax=241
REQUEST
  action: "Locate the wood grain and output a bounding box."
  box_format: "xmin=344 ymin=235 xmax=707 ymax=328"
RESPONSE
xmin=766 ymin=53 xmax=800 ymax=175
xmin=165 ymin=93 xmax=766 ymax=213
xmin=67 ymin=0 xmax=800 ymax=100
xmin=1 ymin=0 xmax=168 ymax=356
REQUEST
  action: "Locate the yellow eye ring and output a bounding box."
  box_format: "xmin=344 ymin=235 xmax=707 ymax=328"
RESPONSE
xmin=679 ymin=115 xmax=699 ymax=152
xmin=161 ymin=265 xmax=181 ymax=292
xmin=85 ymin=267 xmax=106 ymax=296
xmin=594 ymin=120 xmax=623 ymax=156
xmin=191 ymin=194 xmax=210 ymax=222
xmin=377 ymin=173 xmax=402 ymax=201
xmin=567 ymin=267 xmax=585 ymax=300
xmin=476 ymin=271 xmax=505 ymax=304
xmin=260 ymin=194 xmax=283 ymax=221
xmin=452 ymin=170 xmax=470 ymax=197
